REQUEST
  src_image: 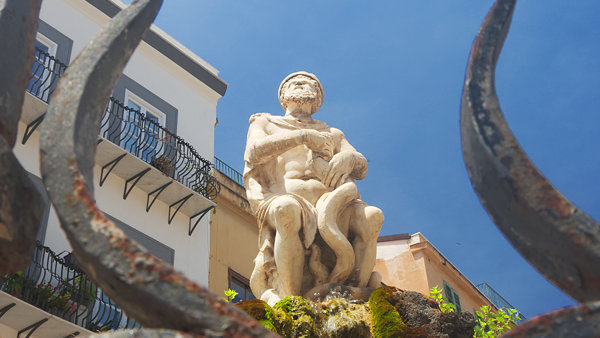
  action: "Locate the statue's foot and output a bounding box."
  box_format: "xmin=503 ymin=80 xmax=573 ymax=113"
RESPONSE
xmin=367 ymin=271 xmax=382 ymax=288
xmin=260 ymin=289 xmax=282 ymax=307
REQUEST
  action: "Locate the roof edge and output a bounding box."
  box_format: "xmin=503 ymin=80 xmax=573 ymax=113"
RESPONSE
xmin=84 ymin=0 xmax=228 ymax=96
xmin=377 ymin=233 xmax=411 ymax=242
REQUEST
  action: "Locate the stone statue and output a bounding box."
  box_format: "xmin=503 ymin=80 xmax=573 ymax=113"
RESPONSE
xmin=243 ymin=71 xmax=384 ymax=305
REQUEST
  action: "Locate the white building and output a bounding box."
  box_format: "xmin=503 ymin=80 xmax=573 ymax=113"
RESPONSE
xmin=0 ymin=0 xmax=227 ymax=336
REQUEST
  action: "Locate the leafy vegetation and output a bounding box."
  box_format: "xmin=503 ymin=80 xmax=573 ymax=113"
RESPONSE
xmin=473 ymin=305 xmax=521 ymax=338
xmin=429 ymin=286 xmax=521 ymax=338
xmin=223 ymin=288 xmax=238 ymax=303
xmin=150 ymin=155 xmax=174 ymax=176
xmin=428 ymin=285 xmax=456 ymax=313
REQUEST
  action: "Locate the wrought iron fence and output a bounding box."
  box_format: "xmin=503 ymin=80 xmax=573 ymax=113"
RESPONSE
xmin=26 ymin=47 xmax=68 ymax=103
xmin=477 ymin=283 xmax=524 ymax=323
xmin=23 ymin=47 xmax=220 ymax=200
xmin=214 ymin=156 xmax=244 ymax=187
xmin=0 ymin=242 xmax=139 ymax=332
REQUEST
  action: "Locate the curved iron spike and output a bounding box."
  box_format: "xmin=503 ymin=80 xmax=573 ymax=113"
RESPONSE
xmin=39 ymin=1 xmax=275 ymax=336
xmin=503 ymin=301 xmax=600 ymax=337
xmin=0 ymin=137 xmax=44 ymax=275
xmin=0 ymin=0 xmax=42 ymax=147
xmin=0 ymin=0 xmax=45 ymax=275
xmin=461 ymin=0 xmax=600 ymax=303
xmin=90 ymin=329 xmax=196 ymax=338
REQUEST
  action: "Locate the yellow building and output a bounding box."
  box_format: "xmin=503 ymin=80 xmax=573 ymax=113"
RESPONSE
xmin=209 ymin=161 xmax=259 ymax=302
xmin=375 ymin=233 xmax=495 ymax=314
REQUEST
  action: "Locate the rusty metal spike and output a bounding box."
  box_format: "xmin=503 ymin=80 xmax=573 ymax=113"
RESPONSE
xmin=90 ymin=329 xmax=198 ymax=338
xmin=461 ymin=0 xmax=600 ymax=303
xmin=0 ymin=0 xmax=42 ymax=147
xmin=0 ymin=0 xmax=45 ymax=275
xmin=39 ymin=0 xmax=275 ymax=336
xmin=0 ymin=137 xmax=44 ymax=275
xmin=503 ymin=300 xmax=600 ymax=337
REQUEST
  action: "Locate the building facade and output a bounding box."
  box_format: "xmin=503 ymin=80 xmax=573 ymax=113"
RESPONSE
xmin=376 ymin=233 xmax=502 ymax=315
xmin=209 ymin=159 xmax=258 ymax=303
xmin=0 ymin=0 xmax=226 ymax=336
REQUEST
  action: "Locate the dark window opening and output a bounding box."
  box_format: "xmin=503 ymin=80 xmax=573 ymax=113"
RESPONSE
xmin=443 ymin=280 xmax=462 ymax=312
xmin=228 ymin=268 xmax=255 ymax=303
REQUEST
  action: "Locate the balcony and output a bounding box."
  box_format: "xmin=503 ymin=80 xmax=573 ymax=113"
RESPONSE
xmin=476 ymin=282 xmax=524 ymax=323
xmin=20 ymin=47 xmax=220 ymax=235
xmin=0 ymin=243 xmax=137 ymax=336
xmin=214 ymin=156 xmax=244 ymax=187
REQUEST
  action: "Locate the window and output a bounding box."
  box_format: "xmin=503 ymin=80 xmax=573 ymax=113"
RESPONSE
xmin=121 ymin=90 xmax=167 ymax=163
xmin=443 ymin=280 xmax=462 ymax=312
xmin=28 ymin=33 xmax=58 ymax=102
xmin=228 ymin=269 xmax=255 ymax=303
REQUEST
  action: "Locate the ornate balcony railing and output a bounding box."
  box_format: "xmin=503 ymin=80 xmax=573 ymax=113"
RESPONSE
xmin=22 ymin=47 xmax=220 ymax=200
xmin=476 ymin=282 xmax=524 ymax=323
xmin=214 ymin=156 xmax=244 ymax=187
xmin=26 ymin=47 xmax=68 ymax=103
xmin=0 ymin=242 xmax=139 ymax=332
xmin=100 ymin=97 xmax=220 ymax=199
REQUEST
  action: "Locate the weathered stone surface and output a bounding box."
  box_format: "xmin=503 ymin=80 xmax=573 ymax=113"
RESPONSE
xmin=389 ymin=290 xmax=438 ymax=327
xmin=238 ymin=287 xmax=476 ymax=337
xmin=425 ymin=312 xmax=476 ymax=338
xmin=243 ymin=71 xmax=384 ymax=305
xmin=369 ymin=286 xmax=476 ymax=338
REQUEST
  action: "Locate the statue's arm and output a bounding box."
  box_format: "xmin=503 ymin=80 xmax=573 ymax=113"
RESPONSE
xmin=244 ymin=115 xmax=304 ymax=165
xmin=323 ymin=128 xmax=368 ymax=188
xmin=336 ymin=129 xmax=368 ymax=180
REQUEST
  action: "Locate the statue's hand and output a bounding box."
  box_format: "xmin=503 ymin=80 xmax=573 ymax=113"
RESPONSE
xmin=302 ymin=130 xmax=334 ymax=159
xmin=323 ymin=152 xmax=355 ymax=189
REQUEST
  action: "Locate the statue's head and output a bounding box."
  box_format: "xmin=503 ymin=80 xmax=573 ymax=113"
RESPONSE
xmin=278 ymin=71 xmax=324 ymax=114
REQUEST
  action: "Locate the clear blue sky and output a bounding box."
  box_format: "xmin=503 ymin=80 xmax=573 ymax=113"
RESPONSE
xmin=140 ymin=1 xmax=599 ymax=318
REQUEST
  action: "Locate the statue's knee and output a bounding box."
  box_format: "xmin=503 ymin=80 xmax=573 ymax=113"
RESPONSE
xmin=365 ymin=206 xmax=384 ymax=234
xmin=270 ymin=196 xmax=302 ymax=235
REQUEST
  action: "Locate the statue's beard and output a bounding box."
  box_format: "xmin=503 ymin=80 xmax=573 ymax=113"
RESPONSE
xmin=283 ymin=88 xmax=318 ymax=107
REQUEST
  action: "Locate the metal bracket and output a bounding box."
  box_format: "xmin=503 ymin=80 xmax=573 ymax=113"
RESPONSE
xmin=99 ymin=153 xmax=126 ymax=186
xmin=63 ymin=332 xmax=80 ymax=338
xmin=189 ymin=206 xmax=214 ymax=236
xmin=168 ymin=193 xmax=192 ymax=224
xmin=0 ymin=303 xmax=16 ymax=319
xmin=123 ymin=168 xmax=151 ymax=199
xmin=146 ymin=181 xmax=173 ymax=212
xmin=21 ymin=113 xmax=46 ymax=145
xmin=18 ymin=318 xmax=48 ymax=338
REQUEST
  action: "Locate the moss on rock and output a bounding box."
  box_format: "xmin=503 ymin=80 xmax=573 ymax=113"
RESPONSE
xmin=236 ymin=299 xmax=292 ymax=335
xmin=369 ymin=286 xmax=407 ymax=337
xmin=239 ymin=287 xmax=472 ymax=337
xmin=320 ymin=297 xmax=371 ymax=337
xmin=274 ymin=296 xmax=319 ymax=337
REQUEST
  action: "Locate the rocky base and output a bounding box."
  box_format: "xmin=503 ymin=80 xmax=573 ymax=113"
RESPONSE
xmin=237 ymin=286 xmax=475 ymax=337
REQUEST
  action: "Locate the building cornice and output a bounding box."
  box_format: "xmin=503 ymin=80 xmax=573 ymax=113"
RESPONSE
xmin=84 ymin=0 xmax=228 ymax=96
xmin=409 ymin=237 xmax=497 ymax=310
xmin=377 ymin=233 xmax=411 ymax=242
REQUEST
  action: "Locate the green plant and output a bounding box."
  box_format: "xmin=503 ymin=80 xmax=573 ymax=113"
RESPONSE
xmin=429 ymin=285 xmax=456 ymax=313
xmin=150 ymin=155 xmax=174 ymax=176
xmin=4 ymin=271 xmax=27 ymax=296
xmin=33 ymin=281 xmax=74 ymax=313
xmin=474 ymin=305 xmax=521 ymax=338
xmin=64 ymin=275 xmax=97 ymax=305
xmin=223 ymin=288 xmax=238 ymax=303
